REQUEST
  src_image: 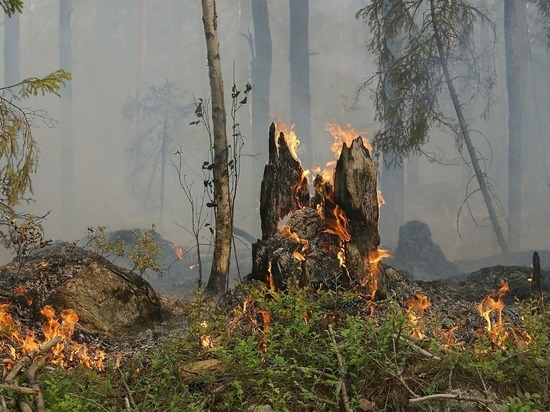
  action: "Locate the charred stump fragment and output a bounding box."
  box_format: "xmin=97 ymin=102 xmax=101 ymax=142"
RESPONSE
xmin=260 ymin=123 xmax=309 ymax=240
xmin=252 ymin=124 xmax=382 ymax=293
xmin=531 ymin=251 xmax=542 ymax=296
xmin=334 ymin=137 xmax=380 ymax=288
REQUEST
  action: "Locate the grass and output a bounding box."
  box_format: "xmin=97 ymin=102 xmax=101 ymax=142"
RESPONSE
xmin=9 ymin=281 xmax=549 ymax=411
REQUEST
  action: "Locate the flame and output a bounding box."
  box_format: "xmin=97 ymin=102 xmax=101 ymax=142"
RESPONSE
xmin=14 ymin=285 xmax=32 ymax=306
xmin=266 ymin=261 xmax=276 ymax=291
xmin=435 ymin=326 xmax=463 ymax=349
xmin=405 ymin=293 xmax=431 ymax=339
xmin=477 ymin=281 xmax=510 ymax=347
xmin=199 ymin=321 xmax=215 ymax=349
xmin=325 ymin=123 xmax=371 ymax=158
xmin=362 ymin=249 xmax=391 ymax=295
xmin=323 ymin=204 xmax=351 ymax=242
xmin=168 ymin=241 xmax=184 ymax=260
xmin=276 ymin=123 xmax=301 ymax=162
xmin=0 ymin=303 xmax=106 ymax=371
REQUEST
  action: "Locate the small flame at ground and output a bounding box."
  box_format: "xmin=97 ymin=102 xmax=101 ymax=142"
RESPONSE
xmin=362 ymin=249 xmax=392 ymax=296
xmin=0 ymin=303 xmax=106 ymax=371
xmin=405 ymin=293 xmax=431 ymax=339
xmin=477 ymin=281 xmax=510 ymax=347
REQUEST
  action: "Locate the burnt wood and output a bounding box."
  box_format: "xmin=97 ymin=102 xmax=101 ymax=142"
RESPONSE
xmin=260 ymin=123 xmax=309 ymax=240
xmin=333 ymin=137 xmax=380 ymax=286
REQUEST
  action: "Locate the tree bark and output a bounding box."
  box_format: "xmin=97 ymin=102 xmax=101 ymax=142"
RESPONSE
xmin=59 ymin=0 xmax=74 ymax=230
xmin=260 ymin=123 xmax=309 ymax=240
xmin=504 ymin=0 xmax=522 ymax=252
xmin=289 ymin=0 xmax=311 ymax=163
xmin=201 ymin=0 xmax=233 ymax=295
xmin=334 ymin=138 xmax=380 ymax=285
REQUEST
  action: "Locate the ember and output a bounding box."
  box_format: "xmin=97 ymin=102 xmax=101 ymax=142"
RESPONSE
xmin=405 ymin=293 xmax=430 ymax=339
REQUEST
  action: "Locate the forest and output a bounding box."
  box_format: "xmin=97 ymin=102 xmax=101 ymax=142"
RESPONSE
xmin=0 ymin=0 xmax=548 ymax=411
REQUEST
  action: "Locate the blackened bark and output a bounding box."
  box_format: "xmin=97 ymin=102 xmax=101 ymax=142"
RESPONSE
xmin=531 ymin=251 xmax=541 ymax=296
xmin=333 ymin=138 xmax=380 ymax=284
xmin=260 ymin=123 xmax=309 ymax=240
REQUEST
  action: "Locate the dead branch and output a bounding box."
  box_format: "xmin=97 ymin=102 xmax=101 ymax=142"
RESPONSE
xmin=0 ymin=384 xmax=39 ymax=396
xmin=5 ymin=335 xmax=62 ymax=383
xmin=391 ymin=333 xmax=442 ymax=361
xmin=328 ymin=325 xmax=352 ymax=412
xmin=118 ymin=367 xmax=137 ymax=411
xmin=409 ymin=392 xmax=495 ymax=409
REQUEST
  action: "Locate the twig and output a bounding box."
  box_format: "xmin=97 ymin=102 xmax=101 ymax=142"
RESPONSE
xmin=328 ymin=325 xmax=352 ymax=412
xmin=391 ymin=333 xmax=441 ymax=361
xmin=409 ymin=392 xmax=495 ymax=408
xmin=17 ymin=398 xmax=33 ymax=412
xmin=293 ymin=381 xmax=339 ymax=407
xmin=71 ymin=394 xmax=111 ymax=412
xmin=296 ymin=366 xmax=338 ymax=381
xmin=0 ymin=384 xmax=39 ymax=396
xmin=5 ymin=335 xmax=62 ymax=383
xmin=118 ymin=367 xmax=137 ymax=411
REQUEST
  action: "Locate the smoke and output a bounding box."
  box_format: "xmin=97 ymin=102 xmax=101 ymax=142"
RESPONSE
xmin=2 ymin=0 xmax=549 ymax=270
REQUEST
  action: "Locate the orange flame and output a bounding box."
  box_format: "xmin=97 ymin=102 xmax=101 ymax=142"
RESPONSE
xmin=0 ymin=303 xmax=106 ymax=371
xmin=199 ymin=321 xmax=215 ymax=349
xmin=362 ymin=249 xmax=392 ymax=296
xmin=168 ymin=241 xmax=184 ymax=260
xmin=323 ymin=204 xmax=351 ymax=242
xmin=325 ymin=123 xmax=371 ymax=158
xmin=266 ymin=261 xmax=276 ymax=291
xmin=477 ymin=281 xmax=510 ymax=347
xmin=405 ymin=293 xmax=431 ymax=339
xmin=276 ymin=123 xmax=301 ymax=162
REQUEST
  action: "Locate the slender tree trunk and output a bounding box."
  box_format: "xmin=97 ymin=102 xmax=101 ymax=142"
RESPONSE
xmin=59 ymin=0 xmax=74 ymax=230
xmin=4 ymin=11 xmax=20 ymax=86
xmin=251 ymin=0 xmax=272 ymax=198
xmin=201 ymin=0 xmax=233 ymax=295
xmin=504 ymin=0 xmax=522 ymax=252
xmin=289 ymin=0 xmax=311 ymax=164
xmin=430 ymin=0 xmax=510 ymax=258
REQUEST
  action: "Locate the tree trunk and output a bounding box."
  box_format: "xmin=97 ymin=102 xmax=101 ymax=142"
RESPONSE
xmin=289 ymin=0 xmax=311 ymax=163
xmin=4 ymin=10 xmax=20 ymax=86
xmin=59 ymin=0 xmax=74 ymax=230
xmin=137 ymin=0 xmax=147 ymax=132
xmin=201 ymin=0 xmax=233 ymax=295
xmin=504 ymin=0 xmax=522 ymax=252
xmin=429 ymin=0 xmax=510 ymax=258
xmin=251 ymin=0 xmax=272 ymax=191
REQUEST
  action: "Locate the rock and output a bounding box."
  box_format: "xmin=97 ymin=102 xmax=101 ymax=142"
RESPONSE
xmin=178 ymin=359 xmax=223 ymax=385
xmin=0 ymin=244 xmax=165 ymax=336
xmin=388 ymin=220 xmax=460 ymax=280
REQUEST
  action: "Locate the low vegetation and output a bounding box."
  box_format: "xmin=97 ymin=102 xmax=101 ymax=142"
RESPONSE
xmin=6 ymin=280 xmax=546 ymax=411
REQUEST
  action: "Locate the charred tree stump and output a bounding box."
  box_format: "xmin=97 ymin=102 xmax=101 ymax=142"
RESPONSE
xmin=531 ymin=251 xmax=542 ymax=296
xmin=334 ymin=137 xmax=380 ymax=288
xmin=252 ymin=125 xmax=381 ymax=293
xmin=260 ymin=123 xmax=309 ymax=239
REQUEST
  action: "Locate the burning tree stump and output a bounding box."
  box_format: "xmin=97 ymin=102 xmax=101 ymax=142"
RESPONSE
xmin=252 ymin=124 xmax=382 ymax=293
xmin=334 ymin=137 xmax=380 ymax=288
xmin=260 ymin=123 xmax=309 ymax=240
